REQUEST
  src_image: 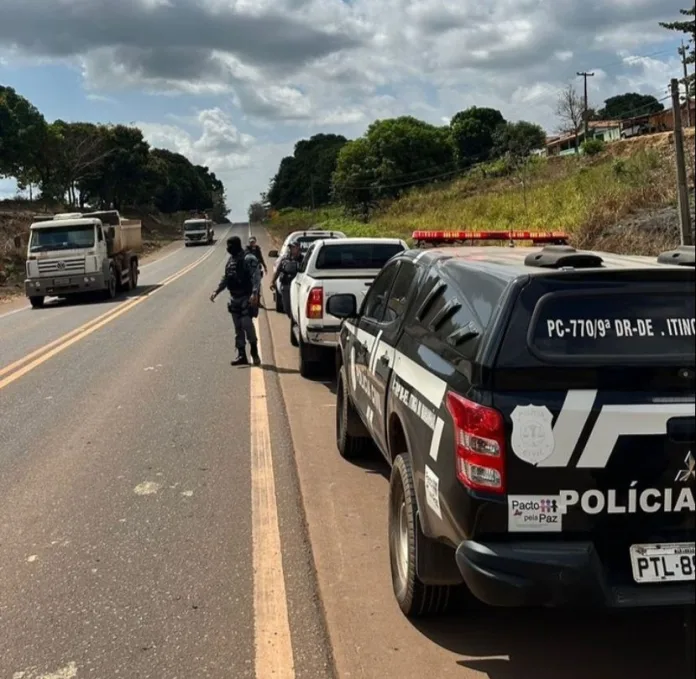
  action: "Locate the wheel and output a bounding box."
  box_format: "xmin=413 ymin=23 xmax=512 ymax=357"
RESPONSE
xmin=298 ymin=337 xmax=319 ymax=378
xmin=29 ymin=295 xmax=45 ymax=309
xmin=290 ymin=321 xmax=299 ymax=347
xmin=103 ymin=266 xmax=117 ymax=300
xmin=129 ymin=260 xmax=139 ymax=290
xmin=389 ymin=454 xmax=452 ymax=617
xmin=336 ymin=365 xmax=371 ymax=459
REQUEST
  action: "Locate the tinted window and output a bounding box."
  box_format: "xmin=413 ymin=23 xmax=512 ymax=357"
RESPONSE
xmin=362 ymin=262 xmax=399 ymax=321
xmin=315 ymin=243 xmax=404 ymax=270
xmin=530 ymin=290 xmax=695 ymax=358
xmin=383 ymin=261 xmax=416 ymax=324
xmin=295 ymin=235 xmax=336 ymax=251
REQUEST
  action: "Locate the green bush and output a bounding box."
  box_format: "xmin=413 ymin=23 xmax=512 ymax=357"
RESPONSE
xmin=582 ymin=138 xmax=606 ymax=156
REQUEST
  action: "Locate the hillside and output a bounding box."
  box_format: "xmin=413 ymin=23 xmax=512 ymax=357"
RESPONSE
xmin=0 ymin=202 xmax=186 ymax=298
xmin=266 ymin=128 xmax=695 ymax=255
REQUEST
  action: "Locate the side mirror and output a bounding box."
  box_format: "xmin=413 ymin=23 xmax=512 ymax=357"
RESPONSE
xmin=327 ymin=293 xmax=357 ymax=319
xmin=268 ymin=249 xmax=278 ymax=258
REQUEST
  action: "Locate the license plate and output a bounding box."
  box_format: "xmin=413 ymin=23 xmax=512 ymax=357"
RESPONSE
xmin=629 ymin=542 xmax=695 ymax=583
xmin=54 ymin=277 xmax=70 ymax=286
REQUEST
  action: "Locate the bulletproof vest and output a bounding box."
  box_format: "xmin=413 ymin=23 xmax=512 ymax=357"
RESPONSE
xmin=224 ymin=252 xmax=253 ymax=296
xmin=280 ymin=255 xmax=302 ymax=284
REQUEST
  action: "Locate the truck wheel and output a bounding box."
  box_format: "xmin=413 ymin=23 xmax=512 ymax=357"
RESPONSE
xmin=290 ymin=321 xmax=299 ymax=347
xmin=103 ymin=266 xmax=117 ymax=300
xmin=389 ymin=454 xmax=452 ymax=617
xmin=29 ymin=295 xmax=45 ymax=309
xmin=298 ymin=337 xmax=319 ymax=378
xmin=336 ymin=365 xmax=371 ymax=459
xmin=129 ymin=260 xmax=139 ymax=290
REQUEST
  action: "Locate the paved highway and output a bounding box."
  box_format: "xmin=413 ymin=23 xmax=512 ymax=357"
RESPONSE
xmin=0 ymin=223 xmax=691 ymax=679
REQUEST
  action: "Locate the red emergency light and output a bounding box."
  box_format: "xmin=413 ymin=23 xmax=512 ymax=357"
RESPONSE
xmin=411 ymin=230 xmax=569 ymax=245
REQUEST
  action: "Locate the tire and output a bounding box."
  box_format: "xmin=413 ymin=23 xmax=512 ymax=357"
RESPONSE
xmin=389 ymin=454 xmax=452 ymax=617
xmin=29 ymin=295 xmax=45 ymax=309
xmin=290 ymin=321 xmax=299 ymax=347
xmin=298 ymin=337 xmax=319 ymax=378
xmin=129 ymin=260 xmax=139 ymax=290
xmin=103 ymin=266 xmax=117 ymax=300
xmin=336 ymin=365 xmax=372 ymax=459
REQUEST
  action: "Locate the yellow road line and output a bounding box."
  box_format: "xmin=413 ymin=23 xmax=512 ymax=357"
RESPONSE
xmin=0 ymin=233 xmax=226 ymax=391
xmin=250 ymin=321 xmax=295 ymax=679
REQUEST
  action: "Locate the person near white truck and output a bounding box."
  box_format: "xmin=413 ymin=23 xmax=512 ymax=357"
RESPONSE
xmin=288 ymin=237 xmax=408 ymax=377
xmin=24 ymin=210 xmax=141 ymax=308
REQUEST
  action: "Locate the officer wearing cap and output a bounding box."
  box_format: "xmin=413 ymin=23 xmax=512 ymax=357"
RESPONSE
xmin=271 ymin=239 xmax=304 ymax=319
xmin=210 ymin=235 xmax=262 ymax=366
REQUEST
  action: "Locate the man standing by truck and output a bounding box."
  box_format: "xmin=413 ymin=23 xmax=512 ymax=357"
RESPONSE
xmin=210 ymin=236 xmax=262 ymax=366
xmin=246 ymin=236 xmax=267 ymax=276
xmin=271 ymin=239 xmax=304 ymax=319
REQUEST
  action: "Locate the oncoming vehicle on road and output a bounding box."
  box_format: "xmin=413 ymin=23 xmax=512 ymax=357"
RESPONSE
xmin=288 ymin=237 xmax=408 ymax=377
xmin=183 ymin=218 xmax=214 ymax=246
xmin=327 ymin=230 xmax=695 ymax=618
xmin=268 ymin=229 xmax=346 ymax=313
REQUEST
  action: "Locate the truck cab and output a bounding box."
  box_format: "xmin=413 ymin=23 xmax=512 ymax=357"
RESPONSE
xmin=183 ymin=218 xmax=214 ymax=246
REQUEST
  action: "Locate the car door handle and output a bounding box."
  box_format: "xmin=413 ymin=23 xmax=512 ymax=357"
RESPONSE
xmin=378 ymin=353 xmax=389 ymax=365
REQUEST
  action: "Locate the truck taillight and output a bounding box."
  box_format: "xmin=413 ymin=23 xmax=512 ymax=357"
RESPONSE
xmin=306 ymin=287 xmax=323 ymax=319
xmin=445 ymin=392 xmax=505 ymax=493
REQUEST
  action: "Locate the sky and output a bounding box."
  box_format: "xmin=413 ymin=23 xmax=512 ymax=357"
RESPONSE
xmin=0 ymin=0 xmax=690 ymax=220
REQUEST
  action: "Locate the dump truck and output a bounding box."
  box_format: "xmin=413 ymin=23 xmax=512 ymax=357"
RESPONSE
xmin=24 ymin=210 xmax=142 ymax=308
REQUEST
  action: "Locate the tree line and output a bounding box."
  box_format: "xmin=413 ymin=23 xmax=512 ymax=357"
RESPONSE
xmin=250 ymin=5 xmax=694 ymax=221
xmin=0 ymin=86 xmax=228 ymax=219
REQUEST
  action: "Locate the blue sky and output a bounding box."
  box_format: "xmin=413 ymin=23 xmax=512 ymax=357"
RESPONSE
xmin=0 ymin=0 xmax=689 ymax=220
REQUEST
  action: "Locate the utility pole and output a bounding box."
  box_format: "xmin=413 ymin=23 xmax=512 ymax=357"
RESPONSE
xmin=679 ymin=41 xmax=691 ymax=127
xmin=577 ymin=71 xmax=595 ymax=139
xmin=670 ymin=78 xmax=693 ymax=245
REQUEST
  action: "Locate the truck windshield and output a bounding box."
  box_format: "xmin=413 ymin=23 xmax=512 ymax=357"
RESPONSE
xmin=315 ymin=242 xmax=404 ymax=269
xmin=184 ymin=222 xmax=207 ymax=230
xmin=29 ymin=225 xmax=95 ymax=252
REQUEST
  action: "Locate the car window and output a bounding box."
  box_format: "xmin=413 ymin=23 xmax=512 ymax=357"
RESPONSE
xmin=383 ymin=261 xmax=416 ymax=324
xmin=361 ymin=262 xmax=400 ymax=322
xmin=315 ymin=242 xmax=404 ymax=270
xmin=299 ymin=245 xmax=314 ymax=273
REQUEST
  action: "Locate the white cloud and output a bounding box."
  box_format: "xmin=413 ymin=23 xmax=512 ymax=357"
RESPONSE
xmin=0 ymin=0 xmax=688 ymax=218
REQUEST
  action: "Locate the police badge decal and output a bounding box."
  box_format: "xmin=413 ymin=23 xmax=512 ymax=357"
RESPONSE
xmin=510 ymin=404 xmax=555 ymax=465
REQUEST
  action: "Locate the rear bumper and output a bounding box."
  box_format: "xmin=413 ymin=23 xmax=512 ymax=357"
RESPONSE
xmin=304 ymin=324 xmax=341 ymax=347
xmin=25 ymin=273 xmax=106 ymax=296
xmin=455 ymin=540 xmax=695 ymax=609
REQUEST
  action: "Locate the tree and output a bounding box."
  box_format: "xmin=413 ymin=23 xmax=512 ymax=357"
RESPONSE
xmin=555 ymin=84 xmax=584 ymax=150
xmin=493 ymin=121 xmax=546 ymax=159
xmin=332 ymin=116 xmax=453 ymax=214
xmin=597 ymin=93 xmax=665 ymax=120
xmin=267 ymin=133 xmax=348 ymax=209
xmin=248 ymin=201 xmax=266 ymax=222
xmin=660 ymin=4 xmax=695 ymax=96
xmin=450 ymin=106 xmax=506 ymax=166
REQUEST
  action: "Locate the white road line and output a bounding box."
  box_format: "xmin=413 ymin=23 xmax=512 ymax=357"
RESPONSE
xmin=250 ymin=320 xmax=295 ymax=679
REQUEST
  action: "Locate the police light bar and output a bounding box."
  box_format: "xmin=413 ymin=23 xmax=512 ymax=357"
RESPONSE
xmin=412 ymin=230 xmax=569 ymax=244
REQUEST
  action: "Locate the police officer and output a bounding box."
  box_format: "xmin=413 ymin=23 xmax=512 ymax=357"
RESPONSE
xmin=246 ymin=236 xmax=268 ymax=277
xmin=271 ymin=239 xmax=303 ymax=319
xmin=210 ymin=235 xmax=262 ymax=366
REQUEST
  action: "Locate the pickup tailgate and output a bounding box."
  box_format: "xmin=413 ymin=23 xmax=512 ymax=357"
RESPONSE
xmin=307 ymin=269 xmax=378 ymax=325
xmin=490 ymin=268 xmax=695 ymax=588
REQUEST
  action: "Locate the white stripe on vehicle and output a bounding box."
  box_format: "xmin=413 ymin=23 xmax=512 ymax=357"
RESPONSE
xmin=536 ymin=389 xmax=598 ymax=467
xmin=428 ymin=417 xmax=445 ymax=461
xmin=576 ymin=402 xmax=695 ymax=468
xmin=391 ymin=351 xmax=447 ymax=409
xmin=369 ymin=329 xmax=384 ymax=374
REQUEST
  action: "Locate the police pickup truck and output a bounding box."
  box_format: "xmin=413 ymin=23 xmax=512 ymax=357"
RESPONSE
xmin=327 ymin=230 xmax=695 ymax=618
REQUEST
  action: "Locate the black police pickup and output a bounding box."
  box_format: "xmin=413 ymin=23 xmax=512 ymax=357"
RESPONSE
xmin=326 ymin=230 xmax=695 ymax=617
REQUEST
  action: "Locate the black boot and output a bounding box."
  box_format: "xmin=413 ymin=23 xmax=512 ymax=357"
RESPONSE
xmin=231 ymin=349 xmax=249 ymax=366
xmin=249 ymin=343 xmax=261 ymax=366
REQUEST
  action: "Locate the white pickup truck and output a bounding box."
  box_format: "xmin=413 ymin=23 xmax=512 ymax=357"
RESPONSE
xmin=289 ymin=237 xmax=408 ymax=377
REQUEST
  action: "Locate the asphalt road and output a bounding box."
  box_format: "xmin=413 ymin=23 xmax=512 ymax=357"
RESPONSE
xmin=1 ymin=223 xmax=692 ymax=679
xmin=0 ymin=225 xmax=333 ymax=679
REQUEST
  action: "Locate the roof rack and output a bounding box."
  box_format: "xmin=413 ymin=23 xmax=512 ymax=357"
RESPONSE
xmin=412 ymin=230 xmax=569 ymax=247
xmin=524 ymin=244 xmax=604 ymax=269
xmin=657 ymin=245 xmax=695 ymax=267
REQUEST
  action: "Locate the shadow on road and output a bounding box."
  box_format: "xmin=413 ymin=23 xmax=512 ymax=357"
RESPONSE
xmin=41 ymin=284 xmax=163 ymax=309
xmin=413 ymin=606 xmax=691 ymax=679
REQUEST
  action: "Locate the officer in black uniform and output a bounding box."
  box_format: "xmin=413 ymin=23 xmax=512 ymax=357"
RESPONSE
xmin=246 ymin=236 xmax=268 ymax=277
xmin=271 ymin=239 xmax=304 ymax=319
xmin=210 ymin=235 xmax=262 ymax=366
